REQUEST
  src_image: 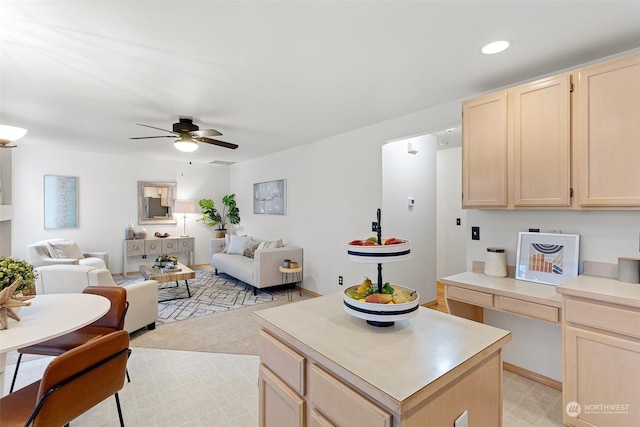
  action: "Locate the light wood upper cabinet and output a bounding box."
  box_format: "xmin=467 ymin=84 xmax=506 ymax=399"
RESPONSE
xmin=462 ymin=91 xmax=508 ymax=208
xmin=576 ymin=53 xmax=640 ymax=207
xmin=512 ymin=74 xmax=571 ymax=207
xmin=462 ymin=74 xmax=571 ymax=209
xmin=463 ymin=51 xmax=639 ymax=210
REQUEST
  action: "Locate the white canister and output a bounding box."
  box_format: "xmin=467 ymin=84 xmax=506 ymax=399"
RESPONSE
xmin=617 ymin=257 xmax=640 ymax=283
xmin=484 ymin=248 xmax=507 ymax=278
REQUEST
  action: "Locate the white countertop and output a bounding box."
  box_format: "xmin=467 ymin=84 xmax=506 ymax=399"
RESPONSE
xmin=254 ymin=292 xmax=511 ymax=402
xmin=557 ymin=275 xmax=640 ymax=308
xmin=441 ymin=271 xmax=563 ymax=307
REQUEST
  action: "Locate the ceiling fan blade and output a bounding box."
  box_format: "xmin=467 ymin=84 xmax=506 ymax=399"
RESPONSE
xmin=130 ymin=135 xmax=176 ymax=139
xmin=192 ymin=129 xmax=222 ymax=137
xmin=136 ymin=123 xmax=178 ymax=134
xmin=197 ymin=137 xmax=239 ymax=150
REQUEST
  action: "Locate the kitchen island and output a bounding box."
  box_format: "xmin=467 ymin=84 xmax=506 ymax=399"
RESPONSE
xmin=254 ymin=292 xmax=511 ymax=427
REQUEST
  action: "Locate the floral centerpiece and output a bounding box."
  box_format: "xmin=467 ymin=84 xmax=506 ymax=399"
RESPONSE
xmin=0 ymin=256 xmax=37 ymax=296
xmin=154 ymin=254 xmax=178 ymax=268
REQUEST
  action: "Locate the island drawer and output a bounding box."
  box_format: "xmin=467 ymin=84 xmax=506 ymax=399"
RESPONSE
xmin=447 ymin=286 xmax=494 ymax=307
xmin=496 ymin=296 xmax=559 ymax=323
xmin=565 ymin=298 xmax=640 ymax=338
xmin=310 ymin=364 xmax=391 ymax=427
xmin=259 ymin=330 xmax=306 ymax=395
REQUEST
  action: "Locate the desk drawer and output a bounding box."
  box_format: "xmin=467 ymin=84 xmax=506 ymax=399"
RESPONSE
xmin=565 ymin=298 xmax=640 ymax=338
xmin=447 ymin=286 xmax=494 ymax=307
xmin=259 ymin=330 xmax=305 ymax=395
xmin=496 ymin=296 xmax=559 ymax=323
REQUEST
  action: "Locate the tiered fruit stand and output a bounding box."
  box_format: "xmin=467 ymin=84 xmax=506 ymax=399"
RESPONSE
xmin=343 ymin=209 xmax=420 ymax=326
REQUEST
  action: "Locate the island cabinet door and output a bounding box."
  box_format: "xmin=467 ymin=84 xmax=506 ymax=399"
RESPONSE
xmin=259 ymin=364 xmax=305 ymax=427
xmin=310 ymin=364 xmax=392 ymax=427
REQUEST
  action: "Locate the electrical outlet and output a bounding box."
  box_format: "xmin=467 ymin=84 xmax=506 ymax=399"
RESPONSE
xmin=471 ymin=226 xmax=480 ymax=240
xmin=456 ymin=218 xmax=461 ymax=226
xmin=371 ymin=222 xmax=378 ymax=232
xmin=338 ymin=276 xmax=343 ymax=285
xmin=142 ymin=255 xmax=147 ymax=259
xmin=454 ymin=410 xmax=468 ymax=427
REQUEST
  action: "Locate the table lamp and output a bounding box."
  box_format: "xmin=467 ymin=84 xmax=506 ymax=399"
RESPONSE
xmin=174 ymin=200 xmax=196 ymax=237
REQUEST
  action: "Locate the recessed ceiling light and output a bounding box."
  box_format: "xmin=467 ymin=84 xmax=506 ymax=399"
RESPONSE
xmin=481 ymin=40 xmax=510 ymax=55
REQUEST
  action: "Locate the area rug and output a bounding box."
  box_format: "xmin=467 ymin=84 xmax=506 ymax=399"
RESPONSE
xmin=152 ymin=270 xmax=275 ymax=326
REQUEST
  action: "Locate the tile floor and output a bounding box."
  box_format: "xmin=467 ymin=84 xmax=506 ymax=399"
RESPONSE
xmin=4 ymin=348 xmax=564 ymax=426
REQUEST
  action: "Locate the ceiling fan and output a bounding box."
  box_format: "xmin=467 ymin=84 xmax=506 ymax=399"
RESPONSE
xmin=130 ymin=117 xmax=238 ymax=152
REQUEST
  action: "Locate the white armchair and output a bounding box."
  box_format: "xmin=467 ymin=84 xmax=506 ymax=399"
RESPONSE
xmin=27 ymin=239 xmax=108 ymax=269
xmin=35 ymin=265 xmax=158 ymax=332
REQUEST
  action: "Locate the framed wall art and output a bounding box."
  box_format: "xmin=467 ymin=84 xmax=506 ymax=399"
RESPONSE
xmin=44 ymin=175 xmax=78 ymax=229
xmin=253 ymin=179 xmax=286 ymax=215
xmin=515 ymin=232 xmax=579 ymax=286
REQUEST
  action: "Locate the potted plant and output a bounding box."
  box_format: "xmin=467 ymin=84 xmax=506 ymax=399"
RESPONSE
xmin=198 ymin=194 xmax=241 ymax=237
xmin=0 ymin=256 xmax=37 ymax=296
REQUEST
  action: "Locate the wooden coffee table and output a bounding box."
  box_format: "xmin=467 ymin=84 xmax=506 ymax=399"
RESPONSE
xmin=139 ymin=262 xmax=196 ymax=302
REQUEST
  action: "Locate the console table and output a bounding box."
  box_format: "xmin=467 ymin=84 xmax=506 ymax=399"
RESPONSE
xmin=122 ymin=237 xmax=194 ymax=278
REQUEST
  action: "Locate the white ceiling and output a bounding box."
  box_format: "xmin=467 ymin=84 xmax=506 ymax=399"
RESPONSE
xmin=1 ymin=1 xmax=639 ymax=164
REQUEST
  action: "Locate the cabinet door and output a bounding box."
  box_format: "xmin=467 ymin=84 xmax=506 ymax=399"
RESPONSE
xmin=462 ymin=91 xmax=508 ymax=207
xmin=564 ymin=326 xmax=640 ymax=426
xmin=576 ymin=53 xmax=640 ymax=207
xmin=145 ymin=239 xmax=162 ymax=255
xmin=513 ymin=75 xmax=571 ymax=207
xmin=259 ymin=364 xmax=305 ymax=427
xmin=161 ymin=238 xmax=178 ymax=253
xmin=125 ymin=239 xmax=145 ymax=256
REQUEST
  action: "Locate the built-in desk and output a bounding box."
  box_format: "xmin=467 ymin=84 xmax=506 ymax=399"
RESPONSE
xmin=441 ymin=271 xmax=562 ymax=324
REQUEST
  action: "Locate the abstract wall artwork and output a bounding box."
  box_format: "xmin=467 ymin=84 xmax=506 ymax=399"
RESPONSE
xmin=253 ymin=179 xmax=286 ymax=215
xmin=44 ymin=175 xmax=78 ymax=229
xmin=515 ymin=232 xmax=579 ymax=286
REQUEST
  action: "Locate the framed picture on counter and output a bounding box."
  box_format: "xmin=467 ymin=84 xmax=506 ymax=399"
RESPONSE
xmin=515 ymin=232 xmax=579 ymax=286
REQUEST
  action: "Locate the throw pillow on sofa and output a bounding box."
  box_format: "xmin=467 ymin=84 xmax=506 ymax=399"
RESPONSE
xmin=243 ymin=239 xmax=263 ymax=258
xmin=227 ymin=235 xmax=250 ymax=255
xmin=47 ymin=240 xmax=85 ymax=260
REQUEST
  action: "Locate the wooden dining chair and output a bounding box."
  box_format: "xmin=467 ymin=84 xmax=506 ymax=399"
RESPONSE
xmin=0 ymin=330 xmax=130 ymax=426
xmin=10 ymin=286 xmax=129 ymax=393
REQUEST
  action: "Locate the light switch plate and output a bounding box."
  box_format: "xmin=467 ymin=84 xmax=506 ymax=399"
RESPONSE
xmin=454 ymin=410 xmax=468 ymax=427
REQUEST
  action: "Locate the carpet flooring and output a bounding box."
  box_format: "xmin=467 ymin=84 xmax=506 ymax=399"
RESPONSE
xmin=129 ymin=268 xmax=314 ymax=355
xmin=154 ymin=270 xmax=275 ymax=326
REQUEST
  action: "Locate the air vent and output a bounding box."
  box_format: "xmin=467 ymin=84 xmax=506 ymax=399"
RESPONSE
xmin=209 ymin=160 xmax=235 ymax=166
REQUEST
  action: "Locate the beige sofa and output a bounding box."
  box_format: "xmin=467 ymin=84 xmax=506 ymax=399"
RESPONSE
xmin=210 ymin=237 xmax=303 ymax=294
xmin=35 ymin=265 xmax=158 ymax=332
xmin=27 ymin=238 xmax=108 ymax=268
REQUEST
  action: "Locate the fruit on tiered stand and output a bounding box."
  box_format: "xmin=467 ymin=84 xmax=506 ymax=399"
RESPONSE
xmin=343 ymin=209 xmax=419 ymax=327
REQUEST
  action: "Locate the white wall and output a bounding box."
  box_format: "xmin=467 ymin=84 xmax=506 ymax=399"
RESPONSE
xmin=11 ymin=146 xmax=230 ymax=274
xmin=436 ymin=146 xmax=466 ymax=279
xmin=229 ymin=99 xmax=461 ymax=296
xmin=382 ymin=135 xmax=437 ymax=302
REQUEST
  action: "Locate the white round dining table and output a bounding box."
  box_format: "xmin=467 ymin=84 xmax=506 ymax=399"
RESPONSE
xmin=0 ymin=293 xmax=110 ymax=396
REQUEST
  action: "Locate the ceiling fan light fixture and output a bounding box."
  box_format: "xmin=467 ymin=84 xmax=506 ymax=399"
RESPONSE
xmin=174 ymin=138 xmax=199 ymax=152
xmin=174 ymin=133 xmax=198 ymax=152
xmin=0 ymin=124 xmax=27 ymax=146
